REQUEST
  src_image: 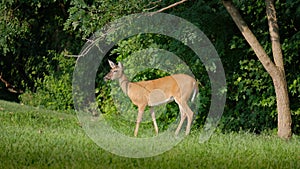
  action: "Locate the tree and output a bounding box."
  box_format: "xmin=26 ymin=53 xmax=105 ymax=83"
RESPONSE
xmin=0 ymin=0 xmax=77 ymax=91
xmin=1 ymin=0 xmax=298 ymax=135
xmin=222 ymin=0 xmax=292 ymax=139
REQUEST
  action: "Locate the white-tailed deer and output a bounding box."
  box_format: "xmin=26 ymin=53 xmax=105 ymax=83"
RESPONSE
xmin=104 ymin=60 xmax=198 ymax=136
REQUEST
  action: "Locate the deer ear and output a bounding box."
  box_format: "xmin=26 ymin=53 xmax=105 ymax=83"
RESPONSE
xmin=108 ymin=60 xmax=116 ymax=68
xmin=118 ymin=62 xmax=123 ymax=69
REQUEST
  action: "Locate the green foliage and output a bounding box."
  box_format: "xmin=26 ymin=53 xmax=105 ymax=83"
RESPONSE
xmin=64 ymin=0 xmax=151 ymax=39
xmin=223 ymin=59 xmax=277 ymax=133
xmin=283 ymin=31 xmax=300 ymax=134
xmin=0 ymin=0 xmax=299 ymax=134
xmin=0 ymin=0 xmax=79 ymax=90
xmin=19 ymin=53 xmax=75 ymax=110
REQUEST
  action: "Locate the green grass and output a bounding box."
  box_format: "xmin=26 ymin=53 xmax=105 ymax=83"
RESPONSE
xmin=0 ymin=100 xmax=299 ymax=168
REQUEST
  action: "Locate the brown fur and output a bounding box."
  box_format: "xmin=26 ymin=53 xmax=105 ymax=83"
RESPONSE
xmin=104 ymin=60 xmax=198 ymax=136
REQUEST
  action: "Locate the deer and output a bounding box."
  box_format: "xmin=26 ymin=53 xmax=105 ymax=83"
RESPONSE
xmin=104 ymin=60 xmax=198 ymax=137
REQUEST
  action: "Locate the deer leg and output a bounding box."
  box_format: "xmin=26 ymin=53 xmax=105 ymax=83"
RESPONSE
xmin=134 ymin=105 xmax=145 ymax=137
xmin=184 ymin=103 xmax=194 ymax=135
xmin=175 ymin=104 xmax=187 ymax=135
xmin=150 ymin=107 xmax=159 ymax=135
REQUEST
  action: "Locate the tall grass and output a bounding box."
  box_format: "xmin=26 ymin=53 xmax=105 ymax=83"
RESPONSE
xmin=0 ymin=100 xmax=299 ymax=168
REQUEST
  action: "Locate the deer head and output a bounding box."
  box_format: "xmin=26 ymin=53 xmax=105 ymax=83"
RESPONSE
xmin=104 ymin=60 xmax=124 ymax=81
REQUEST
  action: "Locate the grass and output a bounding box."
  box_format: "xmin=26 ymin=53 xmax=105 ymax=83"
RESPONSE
xmin=0 ymin=100 xmax=299 ymax=168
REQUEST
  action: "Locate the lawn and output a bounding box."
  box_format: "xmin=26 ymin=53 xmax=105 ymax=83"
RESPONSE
xmin=0 ymin=100 xmax=299 ymax=168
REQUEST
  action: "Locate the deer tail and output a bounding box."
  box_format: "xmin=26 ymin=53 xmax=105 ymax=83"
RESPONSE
xmin=191 ymin=81 xmax=199 ymax=102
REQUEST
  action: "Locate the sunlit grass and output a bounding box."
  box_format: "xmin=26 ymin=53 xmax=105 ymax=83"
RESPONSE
xmin=0 ymin=100 xmax=299 ymax=168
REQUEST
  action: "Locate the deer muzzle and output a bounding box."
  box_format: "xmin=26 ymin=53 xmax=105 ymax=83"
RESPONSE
xmin=104 ymin=72 xmax=112 ymax=81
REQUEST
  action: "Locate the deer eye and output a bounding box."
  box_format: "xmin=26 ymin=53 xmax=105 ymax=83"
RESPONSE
xmin=113 ymin=70 xmax=118 ymax=73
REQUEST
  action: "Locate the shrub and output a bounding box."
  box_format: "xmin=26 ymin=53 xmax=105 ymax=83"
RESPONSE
xmin=20 ymin=52 xmax=75 ymax=111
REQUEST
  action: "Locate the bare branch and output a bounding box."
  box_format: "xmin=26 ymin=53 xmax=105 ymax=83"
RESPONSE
xmin=0 ymin=72 xmax=23 ymax=93
xmin=65 ymin=55 xmax=81 ymax=57
xmin=153 ymin=0 xmax=188 ymax=14
xmin=144 ymin=5 xmax=159 ymax=11
xmin=144 ymin=0 xmax=162 ymax=11
xmin=0 ymin=72 xmax=13 ymax=88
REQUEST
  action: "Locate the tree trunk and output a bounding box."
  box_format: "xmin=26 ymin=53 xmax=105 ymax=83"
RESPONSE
xmin=265 ymin=0 xmax=292 ymax=139
xmin=273 ymin=72 xmax=292 ymax=138
xmin=222 ymin=0 xmax=292 ymax=139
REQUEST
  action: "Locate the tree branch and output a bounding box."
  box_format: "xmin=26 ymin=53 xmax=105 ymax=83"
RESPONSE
xmin=0 ymin=72 xmax=13 ymax=88
xmin=266 ymin=0 xmax=284 ymax=72
xmin=144 ymin=0 xmax=162 ymax=11
xmin=0 ymin=72 xmax=23 ymax=93
xmin=222 ymin=0 xmax=278 ymax=77
xmin=152 ymin=0 xmax=188 ymax=14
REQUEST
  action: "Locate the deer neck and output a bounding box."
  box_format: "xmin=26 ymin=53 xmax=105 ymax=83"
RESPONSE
xmin=119 ymin=73 xmax=129 ymax=95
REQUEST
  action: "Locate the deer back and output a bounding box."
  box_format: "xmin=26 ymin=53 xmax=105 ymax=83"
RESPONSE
xmin=127 ymin=74 xmax=196 ymax=107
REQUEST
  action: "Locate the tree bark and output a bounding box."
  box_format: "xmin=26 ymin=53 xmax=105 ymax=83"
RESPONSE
xmin=222 ymin=0 xmax=292 ymax=139
xmin=265 ymin=0 xmax=292 ymax=139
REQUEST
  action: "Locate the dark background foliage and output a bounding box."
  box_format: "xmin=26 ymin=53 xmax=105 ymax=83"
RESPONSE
xmin=0 ymin=0 xmax=299 ymax=134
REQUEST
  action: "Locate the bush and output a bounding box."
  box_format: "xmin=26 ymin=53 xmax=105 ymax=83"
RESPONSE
xmin=20 ymin=52 xmax=75 ymax=111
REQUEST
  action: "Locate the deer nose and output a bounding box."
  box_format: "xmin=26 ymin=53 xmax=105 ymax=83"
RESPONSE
xmin=104 ymin=75 xmax=110 ymax=81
